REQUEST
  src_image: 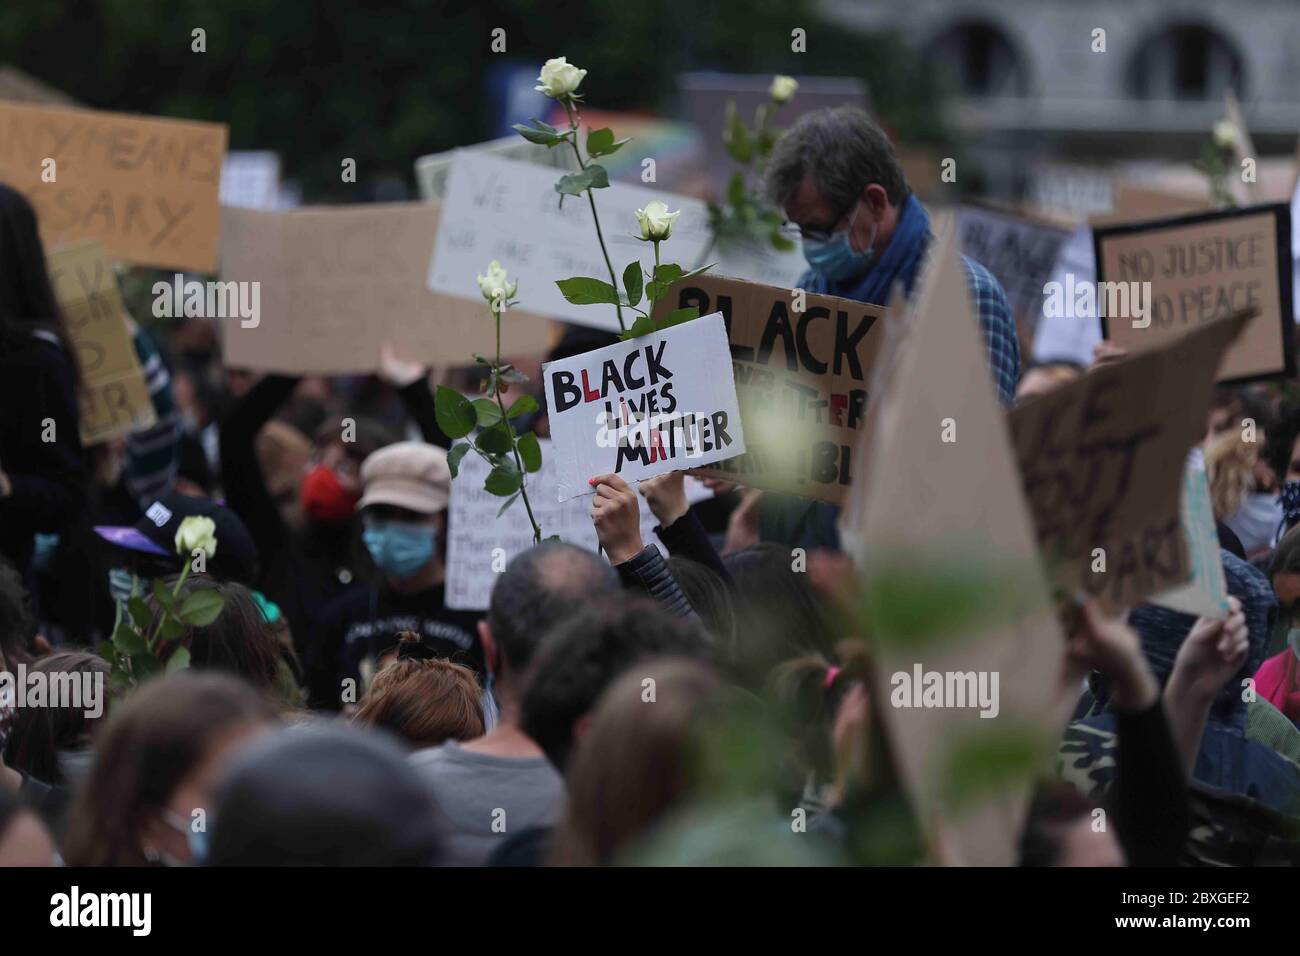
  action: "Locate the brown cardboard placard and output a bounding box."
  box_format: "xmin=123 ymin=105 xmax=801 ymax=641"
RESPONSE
xmin=1093 ymin=203 xmax=1293 ymax=383
xmin=1008 ymin=309 xmax=1250 ymax=614
xmin=0 ymin=101 xmax=227 ymax=272
xmin=46 ymin=240 xmax=157 ymax=444
xmin=650 ymin=275 xmax=884 ymax=505
xmin=840 ymin=227 xmax=1071 ymax=866
xmin=219 ymin=202 xmax=555 ymax=374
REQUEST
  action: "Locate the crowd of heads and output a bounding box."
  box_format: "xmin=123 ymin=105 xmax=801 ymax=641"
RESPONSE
xmin=5 ymin=100 xmax=1300 ymax=870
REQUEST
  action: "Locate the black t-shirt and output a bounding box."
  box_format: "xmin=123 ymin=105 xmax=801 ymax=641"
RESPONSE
xmin=311 ymin=581 xmax=482 ymax=710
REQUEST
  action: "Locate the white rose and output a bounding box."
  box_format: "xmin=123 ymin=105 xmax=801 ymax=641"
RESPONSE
xmin=769 ymin=75 xmax=798 ymax=104
xmin=476 ymin=260 xmax=517 ymax=308
xmin=635 ymin=200 xmax=680 ymax=241
xmin=1213 ymin=120 xmax=1238 ymax=151
xmin=174 ymin=515 xmax=218 ymax=559
xmin=535 ymin=57 xmax=587 ymax=99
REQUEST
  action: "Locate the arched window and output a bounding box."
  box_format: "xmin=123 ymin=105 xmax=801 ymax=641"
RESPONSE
xmin=927 ymin=20 xmax=1030 ymax=98
xmin=1127 ymin=22 xmax=1245 ymax=100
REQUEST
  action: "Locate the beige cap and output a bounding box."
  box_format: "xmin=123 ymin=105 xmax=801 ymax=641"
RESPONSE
xmin=358 ymin=441 xmax=450 ymax=514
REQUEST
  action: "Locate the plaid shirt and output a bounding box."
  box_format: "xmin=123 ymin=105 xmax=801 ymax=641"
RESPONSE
xmin=960 ymin=255 xmax=1020 ymax=405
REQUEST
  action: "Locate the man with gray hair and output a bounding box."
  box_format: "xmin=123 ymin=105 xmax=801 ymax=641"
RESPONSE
xmin=765 ymin=105 xmax=1020 ymax=404
xmin=410 ymin=541 xmax=618 ymax=865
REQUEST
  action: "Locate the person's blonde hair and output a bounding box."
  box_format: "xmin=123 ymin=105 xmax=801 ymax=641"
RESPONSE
xmin=1205 ymin=427 xmax=1259 ymax=520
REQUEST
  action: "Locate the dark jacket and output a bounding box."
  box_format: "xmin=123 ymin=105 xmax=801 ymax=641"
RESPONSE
xmin=615 ymin=545 xmax=696 ymax=619
xmin=0 ymin=334 xmax=85 ymax=575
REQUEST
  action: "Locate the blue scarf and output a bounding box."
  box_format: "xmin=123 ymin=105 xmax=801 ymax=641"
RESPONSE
xmin=801 ymin=194 xmax=932 ymax=307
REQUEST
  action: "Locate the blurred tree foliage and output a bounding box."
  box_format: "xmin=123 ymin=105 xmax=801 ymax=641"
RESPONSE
xmin=0 ymin=0 xmax=952 ymax=201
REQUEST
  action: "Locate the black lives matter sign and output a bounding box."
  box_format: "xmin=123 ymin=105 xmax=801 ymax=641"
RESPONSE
xmin=654 ymin=275 xmax=883 ymax=505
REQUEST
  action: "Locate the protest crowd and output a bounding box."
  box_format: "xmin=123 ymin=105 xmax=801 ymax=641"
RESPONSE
xmin=4 ymin=46 xmax=1300 ymax=874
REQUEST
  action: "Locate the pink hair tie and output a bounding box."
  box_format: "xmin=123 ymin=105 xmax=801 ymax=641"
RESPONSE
xmin=824 ymin=666 xmax=842 ymax=689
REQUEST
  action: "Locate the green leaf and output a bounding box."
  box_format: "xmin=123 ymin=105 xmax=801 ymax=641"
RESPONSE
xmin=726 ymin=171 xmax=747 ymax=207
xmin=131 ymin=651 xmax=163 ymax=678
xmin=622 ymin=261 xmax=643 ymax=308
xmin=556 ymin=276 xmax=620 ymax=305
xmin=178 ymin=589 xmax=225 ymax=627
xmin=158 ymin=616 xmax=186 ymax=641
xmin=586 ymin=128 xmax=630 ymax=157
xmin=476 ymin=423 xmax=513 ymax=455
xmin=435 ymin=386 xmax=476 ymax=439
xmin=496 ymin=491 xmax=521 ymax=517
xmin=127 ymin=596 xmax=152 ymax=631
xmin=97 ymin=639 xmax=117 ymax=665
xmin=647 ymin=262 xmax=686 ymax=303
xmin=723 ymin=103 xmax=754 ymax=164
xmin=619 ymin=315 xmax=657 ymax=341
xmin=555 ymin=165 xmax=610 ymax=196
xmin=681 ymin=262 xmax=715 ymax=281
xmin=165 ymin=646 xmax=192 ymax=673
xmin=769 ymin=229 xmax=795 ymax=252
xmin=151 ymin=578 xmax=175 ymax=612
xmin=472 ymin=398 xmax=503 ymax=427
xmin=506 ymin=394 xmax=538 ymax=418
xmin=112 ymin=622 xmax=147 ymax=656
xmin=659 ymin=306 xmax=699 ymax=329
xmin=517 ymin=431 xmax=542 ymax=473
xmin=484 ymin=460 xmax=522 ymax=497
xmin=513 ymin=120 xmax=568 ymax=147
xmin=447 ymin=442 xmax=471 ymax=479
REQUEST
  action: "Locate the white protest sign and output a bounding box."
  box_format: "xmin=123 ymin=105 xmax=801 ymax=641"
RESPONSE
xmin=415 ymin=137 xmax=578 ymax=200
xmin=542 ymin=312 xmax=745 ymax=501
xmin=220 ymin=151 xmax=282 ymax=210
xmin=445 ymin=438 xmax=711 ymax=610
xmin=427 ymin=153 xmax=803 ymax=331
xmin=1150 ymin=449 xmax=1232 ymax=619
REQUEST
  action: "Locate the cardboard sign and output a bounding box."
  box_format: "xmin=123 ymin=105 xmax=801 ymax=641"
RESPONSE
xmin=1094 ymin=203 xmax=1293 ymax=383
xmin=445 ymin=438 xmax=711 ymax=610
xmin=1009 ymin=310 xmax=1250 ymax=614
xmin=46 ymin=240 xmax=157 ymax=444
xmin=1150 ymin=450 xmax=1232 ymax=619
xmin=839 ymin=227 xmax=1071 ymax=867
xmin=426 ymin=153 xmax=805 ymax=331
xmin=0 ymin=102 xmax=227 ymax=272
xmin=957 ymin=204 xmax=1072 ymax=335
xmin=652 ymin=275 xmax=884 ymax=504
xmin=542 ymin=312 xmax=745 ymax=501
xmin=219 ymin=202 xmax=554 ymax=373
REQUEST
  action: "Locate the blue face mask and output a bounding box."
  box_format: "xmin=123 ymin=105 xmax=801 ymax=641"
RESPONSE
xmin=158 ymin=810 xmax=209 ymax=866
xmin=802 ymin=209 xmax=877 ymax=282
xmin=363 ymin=522 xmax=436 ymax=580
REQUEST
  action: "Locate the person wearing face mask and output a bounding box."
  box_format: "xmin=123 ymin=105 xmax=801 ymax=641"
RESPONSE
xmin=750 ymin=106 xmax=1021 ymax=552
xmin=62 ymin=671 xmax=278 ymax=867
xmin=310 ymin=442 xmax=484 ymax=716
xmin=764 ymin=106 xmax=1020 ymax=405
xmin=219 ymin=349 xmax=450 ymax=677
xmin=2 ymin=653 xmax=117 ymax=840
xmin=1262 ymin=402 xmax=1300 ymax=550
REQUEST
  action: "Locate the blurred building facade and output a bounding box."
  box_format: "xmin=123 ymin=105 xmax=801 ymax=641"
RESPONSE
xmin=825 ymin=0 xmax=1300 ymax=206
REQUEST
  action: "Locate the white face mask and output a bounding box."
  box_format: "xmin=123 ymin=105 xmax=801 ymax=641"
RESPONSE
xmin=1231 ymin=493 xmax=1283 ymax=551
